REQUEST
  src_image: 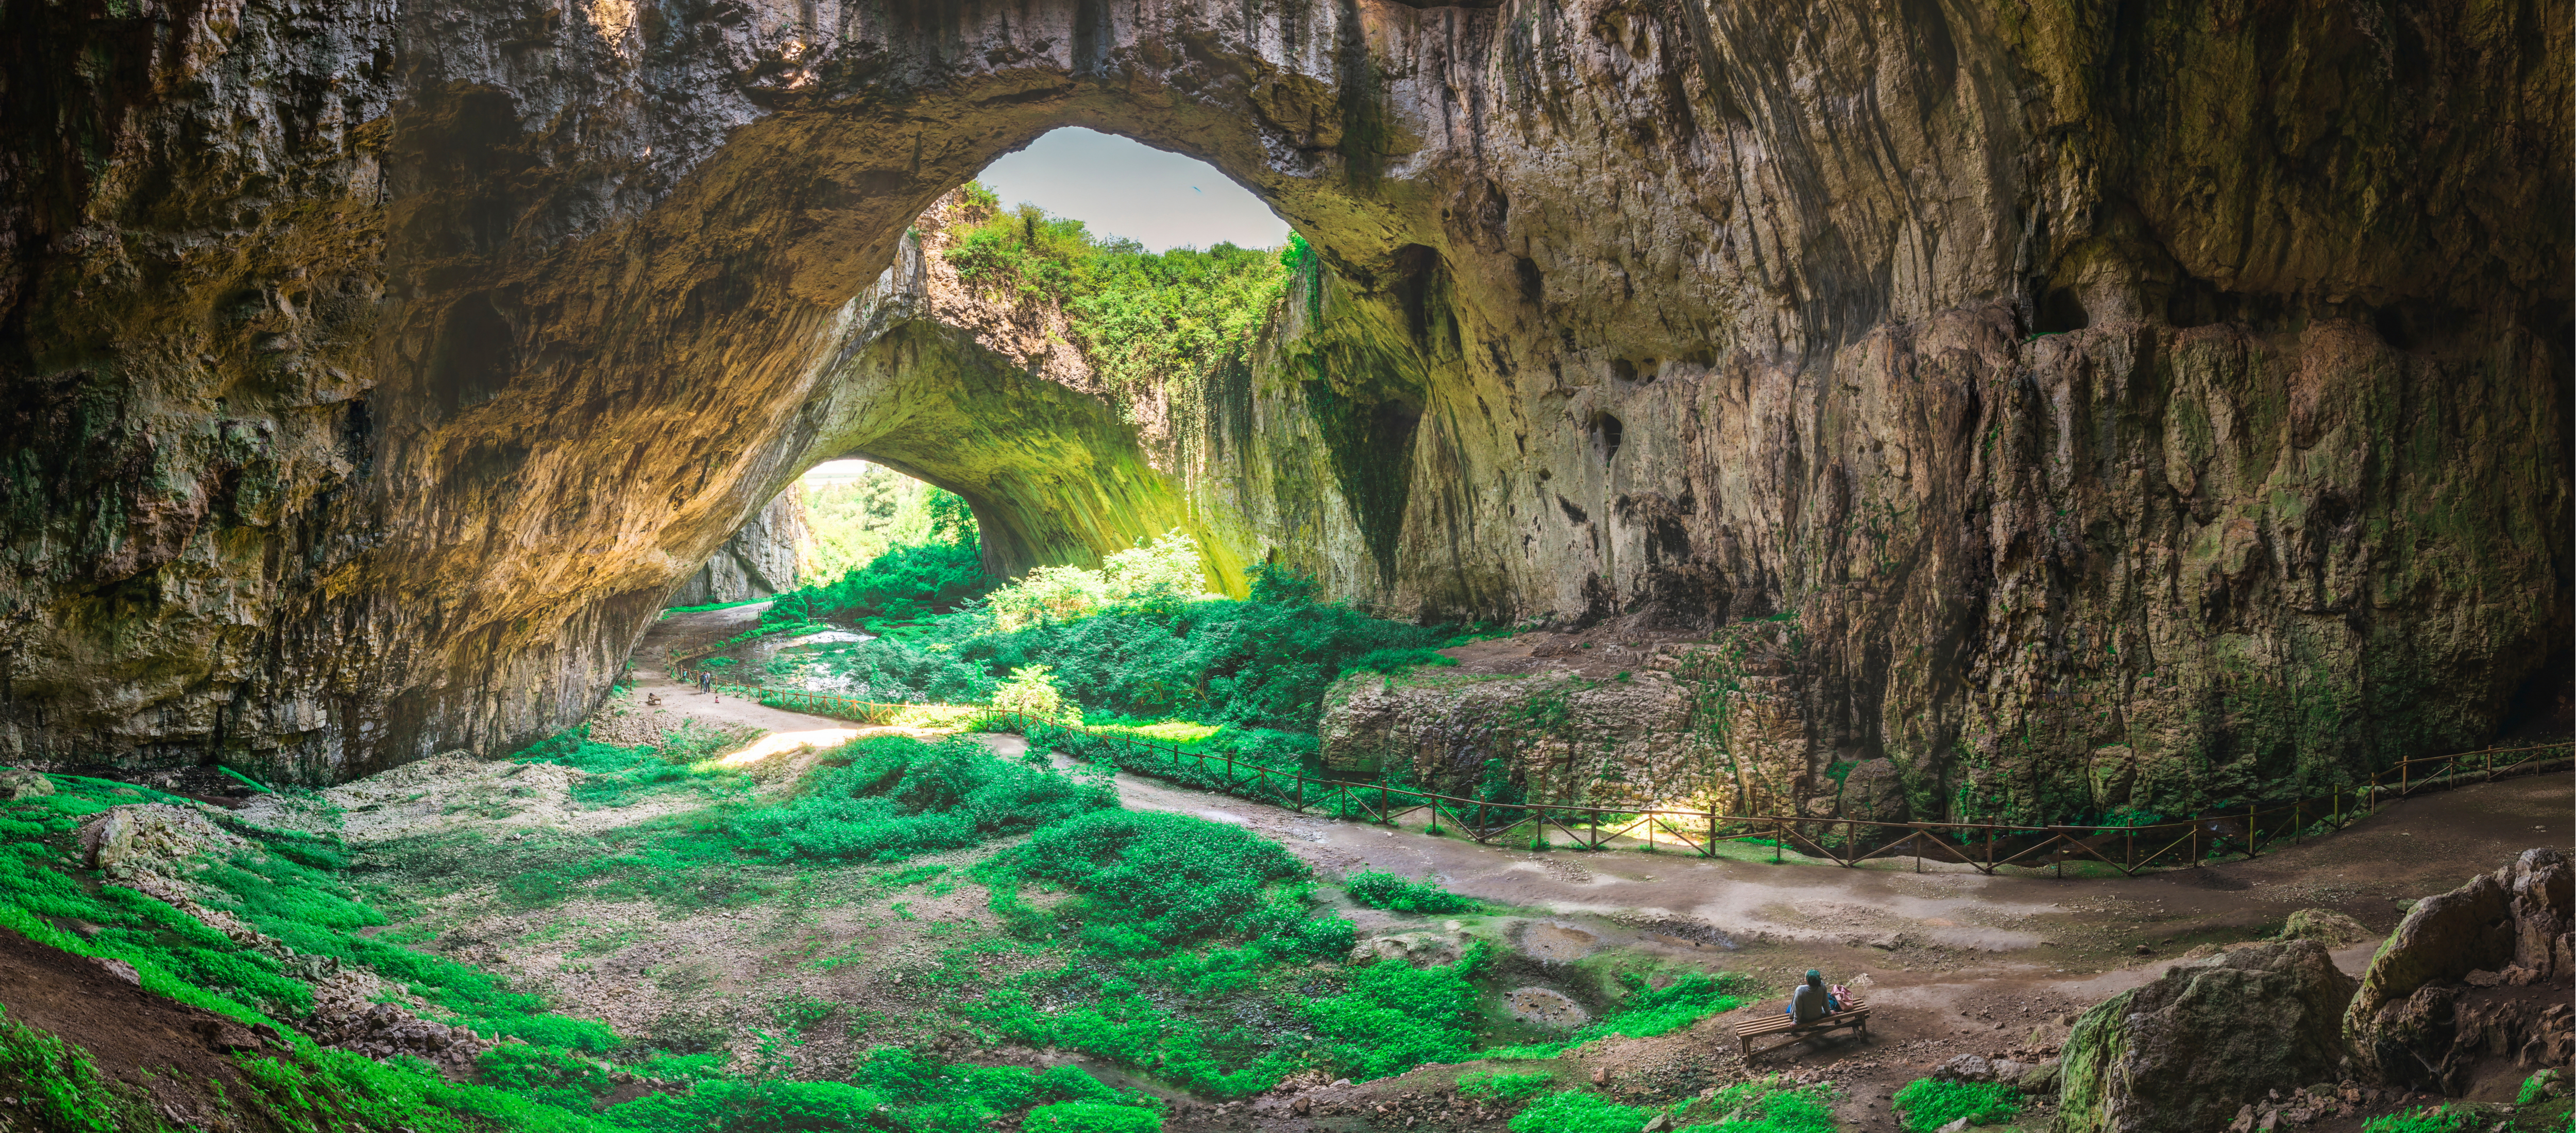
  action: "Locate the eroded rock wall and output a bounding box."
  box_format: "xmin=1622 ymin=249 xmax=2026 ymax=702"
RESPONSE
xmin=667 ymin=488 xmax=807 ymax=607
xmin=0 ymin=0 xmax=2564 ymax=793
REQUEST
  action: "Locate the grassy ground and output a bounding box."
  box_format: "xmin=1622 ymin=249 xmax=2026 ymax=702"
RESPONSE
xmin=0 ymin=719 xmax=1792 ymax=1133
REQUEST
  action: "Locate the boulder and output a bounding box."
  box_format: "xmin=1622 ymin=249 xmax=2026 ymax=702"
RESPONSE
xmin=2054 ymin=940 xmax=2358 ymax=1133
xmin=2345 ymin=848 xmax=2574 ymax=1092
xmin=0 ymin=768 xmax=54 ymax=800
xmin=2278 ymin=909 xmax=2371 ymax=948
xmin=1935 ymin=1053 xmax=2029 ymax=1084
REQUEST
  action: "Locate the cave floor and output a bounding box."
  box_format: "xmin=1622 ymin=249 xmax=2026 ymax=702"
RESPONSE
xmin=620 ymin=606 xmax=2570 ymax=1131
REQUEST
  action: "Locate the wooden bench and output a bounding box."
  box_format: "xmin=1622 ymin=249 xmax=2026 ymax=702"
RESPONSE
xmin=1732 ymin=999 xmax=1870 ymax=1060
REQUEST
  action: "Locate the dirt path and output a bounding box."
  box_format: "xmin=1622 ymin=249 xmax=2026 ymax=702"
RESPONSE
xmin=624 ymin=603 xmax=936 ymax=773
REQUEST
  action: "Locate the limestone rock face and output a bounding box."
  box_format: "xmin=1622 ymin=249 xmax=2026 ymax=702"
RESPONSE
xmin=2345 ymin=848 xmax=2575 ymax=1092
xmin=668 ymin=489 xmax=808 ymax=607
xmin=2054 ymin=940 xmax=2358 ymax=1133
xmin=0 ymin=0 xmax=2565 ymax=789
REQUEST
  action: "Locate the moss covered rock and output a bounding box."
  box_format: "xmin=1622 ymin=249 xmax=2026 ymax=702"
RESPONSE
xmin=2345 ymin=849 xmax=2574 ymax=1093
xmin=2054 ymin=941 xmax=2358 ymax=1133
xmin=2278 ymin=909 xmax=2372 ymax=948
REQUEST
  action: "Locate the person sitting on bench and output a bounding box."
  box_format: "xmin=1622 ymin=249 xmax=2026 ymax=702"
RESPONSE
xmin=1786 ymin=970 xmax=1840 ymax=1022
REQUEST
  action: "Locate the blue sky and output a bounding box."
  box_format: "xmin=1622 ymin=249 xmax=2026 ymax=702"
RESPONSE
xmin=971 ymin=128 xmax=1290 ymax=253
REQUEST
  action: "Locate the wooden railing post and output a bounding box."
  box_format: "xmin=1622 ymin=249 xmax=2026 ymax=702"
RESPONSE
xmin=1773 ymin=819 xmax=1783 ymax=864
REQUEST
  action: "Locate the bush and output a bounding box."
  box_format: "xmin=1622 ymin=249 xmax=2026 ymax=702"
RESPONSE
xmin=769 ymin=541 xmax=989 ymax=625
xmin=1024 ymin=1102 xmax=1164 ymax=1133
xmin=1343 ymin=870 xmax=1478 ymax=914
xmin=476 ymin=1044 xmax=612 ymax=1112
xmin=1002 ymin=810 xmax=1313 ymax=951
xmin=730 ymin=735 xmax=1115 ymax=863
xmin=994 ymin=664 xmax=1081 ymax=723
xmin=1508 ymin=1092 xmax=1649 ymax=1133
xmin=2362 ymin=1105 xmax=2482 ymax=1133
xmin=1307 ymin=945 xmax=1491 ymax=1078
xmin=942 ymin=198 xmax=1286 ymax=391
xmin=1892 ymin=1078 xmax=2021 ymax=1132
xmin=1684 ymin=1076 xmax=1839 ymax=1133
xmin=1245 ymin=562 xmax=1320 ymax=604
xmin=986 ymin=530 xmax=1209 ymax=631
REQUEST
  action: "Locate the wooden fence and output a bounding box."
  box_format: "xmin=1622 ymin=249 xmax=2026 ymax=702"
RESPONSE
xmin=677 ymin=665 xmax=2572 ymax=879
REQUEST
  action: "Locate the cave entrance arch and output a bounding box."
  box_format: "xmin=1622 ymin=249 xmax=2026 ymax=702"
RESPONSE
xmin=395 ymin=27 xmax=1448 ymax=604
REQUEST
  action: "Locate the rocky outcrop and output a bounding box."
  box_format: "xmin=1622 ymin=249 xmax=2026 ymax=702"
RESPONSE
xmin=2277 ymin=909 xmax=2371 ymax=949
xmin=0 ymin=1 xmax=2565 ymax=792
xmin=2055 ymin=940 xmax=2358 ymax=1133
xmin=667 ymin=488 xmax=808 ymax=607
xmin=2345 ymin=848 xmax=2575 ymax=1094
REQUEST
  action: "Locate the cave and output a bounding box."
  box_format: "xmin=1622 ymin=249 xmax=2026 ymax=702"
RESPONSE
xmin=1 ymin=2 xmax=2570 ymax=1124
xmin=0 ymin=1 xmax=2564 ymax=811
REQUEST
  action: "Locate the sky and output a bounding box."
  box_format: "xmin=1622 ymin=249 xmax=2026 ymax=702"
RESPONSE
xmin=972 ymin=128 xmax=1290 ymax=253
xmin=803 ymin=458 xmax=875 ymax=483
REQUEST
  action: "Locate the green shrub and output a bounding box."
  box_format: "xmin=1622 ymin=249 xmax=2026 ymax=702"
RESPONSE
xmin=1892 ymin=1078 xmax=2020 ymax=1132
xmin=0 ymin=1007 xmax=144 ymax=1132
xmin=994 ymin=664 xmax=1082 ymax=723
xmin=1509 ymin=1091 xmax=1649 ymax=1133
xmin=768 ymin=540 xmax=990 ymax=625
xmin=1458 ymin=1071 xmax=1556 ymax=1102
xmin=1024 ymin=1102 xmax=1165 ymax=1133
xmin=1682 ymin=1075 xmax=1839 ymax=1133
xmin=942 ymin=198 xmax=1286 ymax=391
xmin=2521 ymin=1070 xmax=2566 ymax=1106
xmin=1246 ymin=562 xmax=1320 ymax=604
xmin=731 ymin=735 xmax=1115 ymax=863
xmin=1307 ymin=945 xmax=1492 ymax=1078
xmin=600 ymin=1077 xmax=884 ymax=1131
xmin=477 ymin=1044 xmax=614 ymax=1112
xmin=1002 ymin=810 xmax=1312 ymax=950
xmin=2363 ymin=1105 xmax=2482 ymax=1133
xmin=1483 ymin=971 xmax=1747 ymax=1059
xmin=1343 ymin=870 xmax=1478 ymax=914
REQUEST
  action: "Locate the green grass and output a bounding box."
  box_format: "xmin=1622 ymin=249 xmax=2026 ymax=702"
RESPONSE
xmin=1343 ymin=870 xmax=1479 ymax=914
xmin=1892 ymin=1079 xmax=2020 ymax=1132
xmin=1459 ymin=1071 xmax=1557 ymax=1101
xmin=0 ymin=766 xmax=1174 ymax=1133
xmin=1511 ymin=1091 xmax=1650 ymax=1133
xmin=1680 ymin=1075 xmax=1840 ymax=1133
xmin=2364 ymin=1105 xmax=2484 ymax=1133
xmin=1481 ymin=972 xmax=1749 ymax=1059
xmin=1024 ymin=1101 xmax=1165 ymax=1133
xmin=2 ymin=719 xmax=1761 ymax=1132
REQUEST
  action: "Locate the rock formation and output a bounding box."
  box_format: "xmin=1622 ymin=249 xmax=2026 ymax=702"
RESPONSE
xmin=2345 ymin=848 xmax=2575 ymax=1094
xmin=667 ymin=488 xmax=808 ymax=607
xmin=2055 ymin=940 xmax=2359 ymax=1133
xmin=0 ymin=0 xmax=2564 ymax=797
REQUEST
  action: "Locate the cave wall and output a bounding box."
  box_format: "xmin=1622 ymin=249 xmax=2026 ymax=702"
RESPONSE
xmin=667 ymin=488 xmax=806 ymax=607
xmin=0 ymin=0 xmax=2564 ymax=802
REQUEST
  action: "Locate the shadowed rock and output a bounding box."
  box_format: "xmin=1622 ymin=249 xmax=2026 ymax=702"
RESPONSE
xmin=2055 ymin=940 xmax=2358 ymax=1133
xmin=0 ymin=0 xmax=2563 ymax=795
xmin=2345 ymin=848 xmax=2574 ymax=1094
